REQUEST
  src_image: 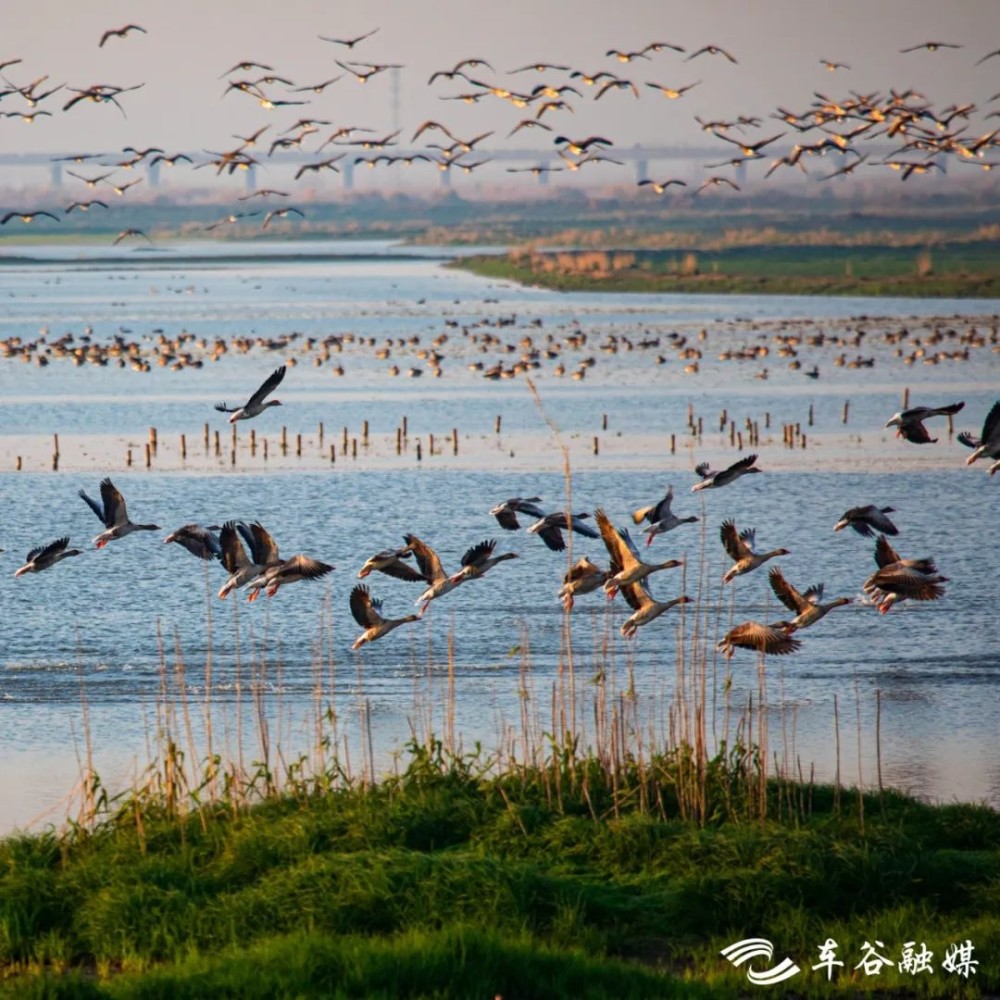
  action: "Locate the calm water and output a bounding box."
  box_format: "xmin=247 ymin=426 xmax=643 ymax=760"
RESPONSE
xmin=0 ymin=240 xmax=997 ymax=831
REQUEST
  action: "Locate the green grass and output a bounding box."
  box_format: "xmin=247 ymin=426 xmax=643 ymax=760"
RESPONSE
xmin=0 ymin=743 xmax=997 ymax=998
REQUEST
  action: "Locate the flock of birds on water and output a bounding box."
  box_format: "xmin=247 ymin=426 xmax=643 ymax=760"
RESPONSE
xmin=0 ymin=22 xmax=998 ymax=238
xmin=9 ymin=360 xmax=999 ymax=658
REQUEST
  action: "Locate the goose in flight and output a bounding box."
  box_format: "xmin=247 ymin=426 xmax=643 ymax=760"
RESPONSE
xmin=163 ymin=524 xmax=222 ymax=561
xmin=489 ymin=496 xmax=545 ymax=531
xmin=215 ymin=365 xmax=285 ymax=422
xmin=14 ymin=537 xmax=83 ymax=577
xmin=767 ymin=567 xmax=850 ymax=630
xmin=595 ymin=508 xmax=682 ymax=598
xmin=833 ymin=505 xmax=899 ymax=537
xmin=885 ymin=402 xmax=964 ymax=443
xmin=357 ymin=546 xmax=429 ymax=582
xmin=350 ymin=585 xmax=420 ymax=649
xmin=632 ymin=485 xmax=698 ymax=544
xmin=863 ymin=535 xmax=948 ymax=614
xmin=0 ymin=210 xmax=60 ymax=225
xmin=720 ymin=520 xmax=789 ymax=584
xmin=558 ymin=556 xmax=609 ymax=611
xmin=691 ymin=453 xmax=760 ymax=491
xmin=402 ymin=534 xmax=479 ymax=614
xmin=244 ymin=554 xmax=334 ymax=601
xmin=99 ymin=24 xmax=146 ymax=47
xmin=447 ymin=539 xmax=518 ymax=586
xmin=526 ymin=511 xmax=600 ymax=551
xmin=218 ymin=521 xmax=278 ymax=599
xmin=686 ymin=44 xmax=738 ymax=63
xmin=899 ymin=41 xmax=962 ymax=53
xmin=79 ymin=478 xmax=159 ymax=548
xmin=957 ymin=399 xmax=1000 ymax=467
xmin=619 ymin=579 xmax=692 ymax=639
xmin=318 ymin=28 xmax=379 ymax=48
xmin=717 ymin=621 xmax=800 ymax=660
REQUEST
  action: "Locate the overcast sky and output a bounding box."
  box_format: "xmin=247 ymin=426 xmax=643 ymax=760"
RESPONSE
xmin=1 ymin=0 xmax=998 ymax=193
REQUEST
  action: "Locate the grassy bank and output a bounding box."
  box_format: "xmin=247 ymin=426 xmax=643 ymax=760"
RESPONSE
xmin=1 ymin=738 xmax=997 ymax=998
xmin=453 ymin=244 xmax=1000 ymax=297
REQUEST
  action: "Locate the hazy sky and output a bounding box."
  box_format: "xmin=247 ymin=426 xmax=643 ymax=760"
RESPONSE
xmin=2 ymin=0 xmax=998 ymax=194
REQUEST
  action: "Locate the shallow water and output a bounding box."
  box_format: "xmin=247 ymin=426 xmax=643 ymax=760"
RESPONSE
xmin=0 ymin=240 xmax=997 ymax=831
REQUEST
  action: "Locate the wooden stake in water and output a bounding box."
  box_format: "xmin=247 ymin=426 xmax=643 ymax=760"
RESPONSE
xmin=670 ymin=433 xmax=676 ymax=454
xmin=362 ymin=420 xmax=368 ymax=444
xmin=249 ymin=429 xmax=256 ymax=456
xmin=602 ymin=413 xmax=608 ymax=431
xmin=429 ymin=433 xmax=435 ymax=456
xmin=351 ymin=438 xmax=357 ymax=458
xmin=495 ymin=414 xmax=501 ymax=434
xmin=416 ymin=440 xmax=422 ymax=462
xmin=902 ymin=386 xmax=910 ymax=409
xmin=396 ymin=428 xmax=402 ymax=455
xmin=126 ymin=449 xmax=132 ymax=467
xmin=318 ymin=422 xmax=324 ymax=445
xmin=145 ymin=443 xmax=151 ymax=468
xmin=16 ymin=456 xmax=22 ymax=471
xmin=808 ymin=403 xmax=814 ymax=427
xmin=402 ymin=415 xmax=408 ymax=438
xmin=281 ymin=426 xmax=288 ymax=455
xmin=593 ymin=436 xmax=599 ymax=455
xmin=149 ymin=427 xmax=157 ymax=453
xmin=329 ymin=444 xmax=335 ymax=464
xmin=263 ymin=438 xmax=268 ymax=461
xmin=452 ymin=428 xmax=458 ymax=456
xmin=842 ymin=400 xmax=850 ymax=424
xmin=203 ymin=422 xmax=210 ymax=451
xmin=180 ymin=434 xmax=187 ymax=460
xmin=296 ymin=433 xmax=302 ymax=457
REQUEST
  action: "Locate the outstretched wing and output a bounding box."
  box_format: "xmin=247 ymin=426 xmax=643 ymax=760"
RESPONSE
xmin=78 ymin=489 xmax=105 ymax=524
xmin=220 ymin=522 xmax=249 ymax=573
xmin=350 ymin=584 xmax=384 ymax=628
xmin=404 ymin=534 xmax=445 ymax=582
xmin=768 ymin=567 xmax=808 ymax=614
xmin=99 ymin=478 xmax=127 ymax=527
xmin=720 ymin=520 xmax=751 ymax=561
xmin=873 ymin=534 xmax=901 ymax=569
xmin=246 ymin=365 xmax=286 ymax=409
xmin=461 ymin=539 xmax=496 ymax=568
xmin=247 ymin=521 xmax=279 ymax=564
xmin=26 ymin=537 xmax=70 ymax=564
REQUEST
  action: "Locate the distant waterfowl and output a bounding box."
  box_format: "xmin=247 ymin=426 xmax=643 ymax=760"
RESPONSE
xmin=957 ymin=399 xmax=1000 ymax=466
xmin=862 ymin=535 xmax=948 ymax=614
xmin=767 ymin=567 xmax=851 ymax=630
xmin=619 ymin=579 xmax=692 ymax=639
xmin=245 ymin=554 xmax=334 ymax=601
xmin=113 ymin=228 xmax=153 ymax=245
xmin=595 ymin=508 xmax=682 ymax=598
xmin=637 ymin=178 xmax=687 ymax=193
xmin=685 ymin=44 xmax=738 ymax=63
xmin=318 ymin=28 xmax=380 ymax=48
xmin=899 ymin=41 xmax=962 ymax=53
xmin=833 ymin=505 xmax=899 ymax=537
xmin=885 ymin=401 xmax=964 ymax=443
xmin=14 ymin=537 xmax=82 ymax=577
xmin=447 ymin=539 xmax=518 ymax=585
xmin=218 ymin=521 xmax=278 ymax=599
xmin=717 ymin=621 xmax=801 ymax=659
xmin=79 ymin=478 xmax=159 ymax=548
xmin=215 ymin=365 xmax=285 ymax=422
xmin=350 ymin=584 xmax=420 ymax=649
xmin=720 ymin=520 xmax=789 ymax=584
xmin=632 ymin=485 xmax=698 ymax=544
xmin=0 ymin=210 xmax=59 ymax=225
xmin=558 ymin=556 xmax=609 ymax=611
xmin=403 ymin=534 xmax=476 ymax=614
xmin=357 ymin=546 xmax=428 ymax=582
xmin=489 ymin=496 xmax=545 ymax=531
xmin=163 ymin=524 xmax=222 ymax=561
xmin=691 ymin=453 xmax=760 ymax=491
xmin=98 ymin=24 xmax=146 ymax=47
xmin=526 ymin=511 xmax=600 ymax=551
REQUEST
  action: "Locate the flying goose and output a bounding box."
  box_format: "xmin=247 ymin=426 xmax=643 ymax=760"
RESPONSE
xmin=163 ymin=524 xmax=222 ymax=561
xmin=957 ymin=400 xmax=1000 ymax=466
xmin=833 ymin=505 xmax=899 ymax=537
xmin=215 ymin=365 xmax=285 ymax=422
xmin=717 ymin=621 xmax=801 ymax=659
xmin=98 ymin=24 xmax=146 ymax=46
xmin=558 ymin=556 xmax=609 ymax=611
xmin=79 ymin=478 xmax=159 ymax=548
xmin=14 ymin=537 xmax=82 ymax=577
xmin=489 ymin=496 xmax=545 ymax=531
xmin=218 ymin=521 xmax=278 ymax=599
xmin=526 ymin=511 xmax=599 ymax=551
xmin=885 ymin=402 xmax=964 ymax=443
xmin=350 ymin=584 xmax=420 ymax=649
xmin=767 ymin=567 xmax=851 ymax=630
xmin=619 ymin=579 xmax=692 ymax=639
xmin=447 ymin=539 xmax=518 ymax=586
xmin=595 ymin=508 xmax=682 ymax=598
xmin=720 ymin=520 xmax=789 ymax=583
xmin=691 ymin=453 xmax=760 ymax=491
xmin=403 ymin=534 xmax=484 ymax=614
xmin=357 ymin=546 xmax=429 ymax=582
xmin=862 ymin=535 xmax=948 ymax=614
xmin=632 ymin=485 xmax=698 ymax=544
xmin=244 ymin=554 xmax=333 ymax=601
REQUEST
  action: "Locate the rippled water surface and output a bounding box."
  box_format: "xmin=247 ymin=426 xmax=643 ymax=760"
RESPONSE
xmin=0 ymin=240 xmax=997 ymax=831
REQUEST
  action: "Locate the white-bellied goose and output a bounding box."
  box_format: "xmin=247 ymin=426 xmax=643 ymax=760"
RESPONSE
xmin=79 ymin=478 xmax=159 ymax=548
xmin=862 ymin=535 xmax=947 ymax=614
xmin=717 ymin=621 xmax=801 ymax=660
xmin=14 ymin=537 xmax=82 ymax=577
xmin=218 ymin=521 xmax=278 ymax=599
xmin=595 ymin=508 xmax=683 ymax=598
xmin=244 ymin=554 xmax=333 ymax=601
xmin=833 ymin=505 xmax=899 ymax=537
xmin=350 ymin=584 xmax=420 ymax=649
xmin=558 ymin=556 xmax=609 ymax=611
xmin=720 ymin=520 xmax=789 ymax=583
xmin=768 ymin=567 xmax=850 ymax=630
xmin=632 ymin=485 xmax=698 ymax=544
xmin=163 ymin=524 xmax=222 ymax=560
xmin=958 ymin=400 xmax=1000 ymax=466
xmin=489 ymin=496 xmax=545 ymax=531
xmin=526 ymin=511 xmax=599 ymax=551
xmin=885 ymin=402 xmax=964 ymax=444
xmin=691 ymin=454 xmax=760 ymax=491
xmin=215 ymin=365 xmax=285 ymax=423
xmin=619 ymin=579 xmax=691 ymax=638
xmin=357 ymin=546 xmax=428 ymax=582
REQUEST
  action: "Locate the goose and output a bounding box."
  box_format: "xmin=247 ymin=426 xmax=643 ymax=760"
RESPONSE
xmin=767 ymin=567 xmax=851 ymax=630
xmin=318 ymin=28 xmax=379 ymax=48
xmin=98 ymin=24 xmax=146 ymax=46
xmin=79 ymin=478 xmax=159 ymax=548
xmin=862 ymin=535 xmax=947 ymax=614
xmin=447 ymin=539 xmax=518 ymax=585
xmin=885 ymin=401 xmax=964 ymax=443
xmin=489 ymin=496 xmax=545 ymax=531
xmin=244 ymin=554 xmax=333 ymax=601
xmin=218 ymin=521 xmax=278 ymax=599
xmin=595 ymin=508 xmax=682 ymax=598
xmin=558 ymin=556 xmax=609 ymax=611
xmin=526 ymin=511 xmax=600 ymax=551
xmin=163 ymin=524 xmax=222 ymax=561
xmin=691 ymin=453 xmax=760 ymax=491
xmin=619 ymin=579 xmax=692 ymax=639
xmin=957 ymin=400 xmax=1000 ymax=466
xmin=720 ymin=520 xmax=789 ymax=583
xmin=833 ymin=505 xmax=899 ymax=537
xmin=357 ymin=546 xmax=428 ymax=582
xmin=14 ymin=537 xmax=82 ymax=577
xmin=403 ymin=534 xmax=478 ymax=614
xmin=717 ymin=621 xmax=801 ymax=660
xmin=350 ymin=584 xmax=420 ymax=649
xmin=685 ymin=44 xmax=738 ymax=63
xmin=215 ymin=365 xmax=285 ymax=422
xmin=632 ymin=485 xmax=698 ymax=544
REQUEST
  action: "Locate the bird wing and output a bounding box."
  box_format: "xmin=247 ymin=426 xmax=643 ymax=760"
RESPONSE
xmin=350 ymin=585 xmax=384 ymax=627
xmin=280 ymin=555 xmax=333 ymax=580
xmin=404 ymin=534 xmax=446 ymax=581
xmin=595 ymin=508 xmax=633 ymax=573
xmin=724 ymin=621 xmax=800 ymax=655
xmin=99 ymin=478 xmax=127 ymax=527
xmin=901 ymin=420 xmax=934 ymax=444
xmin=27 ymin=537 xmax=70 ymax=564
xmin=694 ymin=462 xmax=713 ymax=480
xmin=982 ymin=400 xmax=1000 ymax=445
xmin=957 ymin=431 xmax=979 ymax=450
xmin=248 ymin=521 xmax=279 ymax=564
xmin=78 ymin=488 xmax=105 ymax=523
xmin=378 ymin=558 xmax=429 ymax=583
xmin=564 ymin=557 xmax=600 ymax=584
xmin=726 ymin=453 xmax=758 ymax=475
xmin=245 ymin=365 xmax=286 ymax=408
xmin=220 ymin=522 xmax=249 ymax=573
xmin=619 ymin=577 xmax=651 ymax=612
xmin=865 ymin=508 xmax=898 ymax=535
xmin=461 ymin=539 xmax=496 ymax=568
xmin=768 ymin=567 xmax=809 ymax=613
xmin=873 ymin=534 xmax=902 ymax=569
xmin=535 ymin=524 xmax=566 ymax=551
xmin=720 ymin=520 xmax=751 ymax=561
xmin=493 ymin=509 xmax=521 ymax=531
